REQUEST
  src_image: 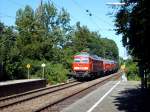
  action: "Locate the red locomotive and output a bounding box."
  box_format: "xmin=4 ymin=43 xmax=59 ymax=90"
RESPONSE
xmin=71 ymin=51 xmax=118 ymax=79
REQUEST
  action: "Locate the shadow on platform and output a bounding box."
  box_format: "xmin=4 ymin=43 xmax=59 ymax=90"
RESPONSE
xmin=113 ymin=86 xmax=150 ymax=112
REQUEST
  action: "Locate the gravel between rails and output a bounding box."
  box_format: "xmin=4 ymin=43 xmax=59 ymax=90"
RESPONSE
xmin=0 ymin=81 xmax=80 ymax=108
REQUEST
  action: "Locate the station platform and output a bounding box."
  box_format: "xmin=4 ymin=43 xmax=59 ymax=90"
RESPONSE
xmin=0 ymin=79 xmax=46 ymax=97
xmin=62 ymin=80 xmax=150 ymax=112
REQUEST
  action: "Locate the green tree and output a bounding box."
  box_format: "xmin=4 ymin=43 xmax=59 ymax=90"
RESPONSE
xmin=125 ymin=59 xmax=140 ymax=80
xmin=115 ymin=0 xmax=150 ymax=88
xmin=0 ymin=1 xmax=119 ymax=83
xmin=70 ymin=22 xmax=119 ymax=60
xmin=0 ymin=22 xmax=18 ymax=80
xmin=15 ymin=2 xmax=72 ymax=81
xmin=0 ymin=2 xmax=72 ymax=81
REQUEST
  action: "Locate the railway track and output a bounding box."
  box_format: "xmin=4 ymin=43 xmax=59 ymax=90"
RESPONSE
xmin=35 ymin=72 xmax=121 ymax=112
xmin=0 ymin=72 xmax=121 ymax=112
xmin=0 ymin=80 xmax=80 ymax=109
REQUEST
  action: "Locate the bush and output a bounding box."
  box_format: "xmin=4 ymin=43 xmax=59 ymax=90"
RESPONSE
xmin=44 ymin=63 xmax=68 ymax=84
xmin=125 ymin=59 xmax=140 ymax=81
xmin=15 ymin=58 xmax=68 ymax=84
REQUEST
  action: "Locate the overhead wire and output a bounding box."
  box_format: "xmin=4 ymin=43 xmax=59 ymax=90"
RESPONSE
xmin=0 ymin=0 xmax=79 ymax=45
xmin=72 ymin=0 xmax=114 ymax=38
xmin=0 ymin=0 xmax=78 ymax=29
xmin=0 ymin=0 xmax=115 ymax=34
xmin=0 ymin=0 xmax=26 ymax=20
xmin=49 ymin=0 xmax=79 ymax=23
xmin=6 ymin=0 xmax=25 ymax=7
xmin=0 ymin=13 xmax=16 ymax=20
xmin=72 ymin=0 xmax=113 ymax=28
xmin=85 ymin=10 xmax=105 ymax=35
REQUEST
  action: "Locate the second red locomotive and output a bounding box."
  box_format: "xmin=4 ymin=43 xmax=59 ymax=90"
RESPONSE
xmin=71 ymin=51 xmax=118 ymax=79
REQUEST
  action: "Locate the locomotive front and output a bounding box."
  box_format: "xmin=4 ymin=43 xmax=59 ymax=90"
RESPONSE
xmin=72 ymin=53 xmax=92 ymax=78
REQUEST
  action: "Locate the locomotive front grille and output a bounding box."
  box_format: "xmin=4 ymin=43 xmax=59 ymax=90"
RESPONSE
xmin=75 ymin=71 xmax=86 ymax=74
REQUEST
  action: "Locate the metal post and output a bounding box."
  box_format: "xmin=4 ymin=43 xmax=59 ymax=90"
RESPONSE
xmin=43 ymin=67 xmax=45 ymax=79
xmin=41 ymin=63 xmax=46 ymax=79
xmin=26 ymin=64 xmax=31 ymax=79
xmin=28 ymin=68 xmax=30 ymax=79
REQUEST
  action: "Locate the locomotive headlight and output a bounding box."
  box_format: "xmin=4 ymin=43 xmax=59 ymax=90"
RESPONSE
xmin=83 ymin=67 xmax=88 ymax=70
xmin=74 ymin=67 xmax=88 ymax=70
xmin=74 ymin=67 xmax=80 ymax=70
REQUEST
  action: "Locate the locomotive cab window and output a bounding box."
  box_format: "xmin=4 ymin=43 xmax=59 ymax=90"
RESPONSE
xmin=74 ymin=58 xmax=80 ymax=62
xmin=81 ymin=58 xmax=89 ymax=63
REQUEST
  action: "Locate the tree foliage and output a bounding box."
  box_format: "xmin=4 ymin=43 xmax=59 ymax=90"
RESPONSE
xmin=0 ymin=2 xmax=119 ymax=83
xmin=125 ymin=59 xmax=140 ymax=80
xmin=120 ymin=58 xmax=140 ymax=80
xmin=115 ymin=0 xmax=150 ymax=87
xmin=66 ymin=22 xmax=119 ymax=60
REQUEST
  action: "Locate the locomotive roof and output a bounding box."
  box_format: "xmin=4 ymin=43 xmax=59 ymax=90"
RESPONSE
xmin=74 ymin=52 xmax=117 ymax=63
xmin=74 ymin=52 xmax=102 ymax=60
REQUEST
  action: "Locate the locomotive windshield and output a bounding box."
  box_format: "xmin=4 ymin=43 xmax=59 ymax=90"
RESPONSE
xmin=74 ymin=58 xmax=80 ymax=62
xmin=74 ymin=57 xmax=89 ymax=63
xmin=81 ymin=58 xmax=89 ymax=63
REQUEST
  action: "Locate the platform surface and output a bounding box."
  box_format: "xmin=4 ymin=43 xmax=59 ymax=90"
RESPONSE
xmin=0 ymin=79 xmax=42 ymax=86
xmin=0 ymin=79 xmax=46 ymax=97
xmin=62 ymin=80 xmax=149 ymax=112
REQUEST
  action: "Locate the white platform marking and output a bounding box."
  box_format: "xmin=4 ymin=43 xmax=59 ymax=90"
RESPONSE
xmin=86 ymin=81 xmax=121 ymax=112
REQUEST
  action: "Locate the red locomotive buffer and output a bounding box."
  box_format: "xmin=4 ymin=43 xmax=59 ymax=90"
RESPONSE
xmin=71 ymin=52 xmax=118 ymax=79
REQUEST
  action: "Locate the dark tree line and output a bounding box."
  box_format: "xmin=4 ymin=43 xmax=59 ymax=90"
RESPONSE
xmin=0 ymin=2 xmax=119 ymax=83
xmin=115 ymin=0 xmax=150 ymax=88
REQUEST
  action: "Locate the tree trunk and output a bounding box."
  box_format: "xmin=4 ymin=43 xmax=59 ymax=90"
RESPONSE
xmin=144 ymin=71 xmax=147 ymax=88
xmin=139 ymin=63 xmax=145 ymax=88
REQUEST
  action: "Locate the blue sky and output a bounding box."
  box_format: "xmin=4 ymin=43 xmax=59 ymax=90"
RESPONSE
xmin=0 ymin=0 xmax=128 ymax=59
